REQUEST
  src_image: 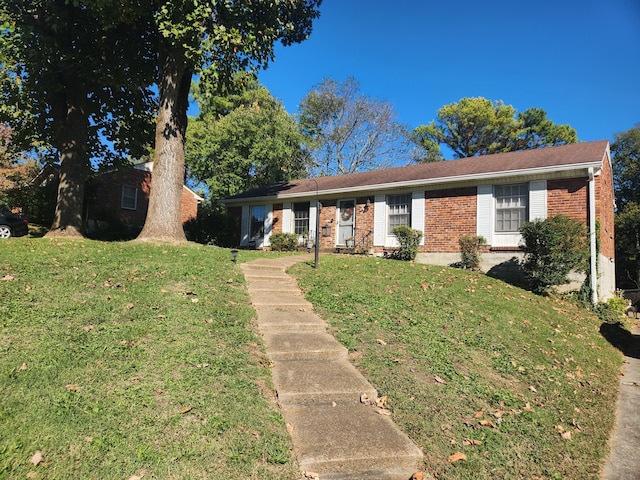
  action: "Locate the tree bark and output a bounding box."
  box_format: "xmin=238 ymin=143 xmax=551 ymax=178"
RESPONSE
xmin=46 ymin=79 xmax=90 ymax=238
xmin=137 ymin=44 xmax=191 ymax=242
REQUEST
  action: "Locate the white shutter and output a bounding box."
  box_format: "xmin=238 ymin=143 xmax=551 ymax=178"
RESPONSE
xmin=282 ymin=202 xmax=292 ymax=233
xmin=529 ymin=180 xmax=547 ymax=222
xmin=240 ymin=205 xmax=249 ymax=247
xmin=309 ymin=202 xmax=317 ymax=240
xmin=263 ymin=204 xmax=273 ymax=247
xmin=411 ymin=191 xmax=425 ymax=246
xmin=373 ymin=194 xmax=386 ymax=246
xmin=477 ymin=185 xmax=493 ymax=245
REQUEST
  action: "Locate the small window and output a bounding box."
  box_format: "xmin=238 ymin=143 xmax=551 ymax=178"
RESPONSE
xmin=293 ymin=202 xmax=310 ymax=235
xmin=250 ymin=205 xmax=265 ymax=240
xmin=121 ymin=185 xmax=137 ymax=210
xmin=495 ymin=184 xmax=528 ymax=232
xmin=388 ymin=194 xmax=411 ymax=231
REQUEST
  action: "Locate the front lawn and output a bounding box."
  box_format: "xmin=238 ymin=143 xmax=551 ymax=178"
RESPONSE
xmin=0 ymin=238 xmax=298 ymax=479
xmin=291 ymin=255 xmax=624 ymax=480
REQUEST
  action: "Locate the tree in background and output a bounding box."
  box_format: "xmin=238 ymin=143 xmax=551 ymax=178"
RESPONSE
xmin=611 ymin=124 xmax=640 ymax=288
xmin=0 ymin=1 xmax=156 ymax=236
xmin=298 ymin=77 xmax=411 ymax=176
xmin=412 ymin=97 xmax=577 ymax=161
xmin=138 ymin=0 xmax=322 ymax=242
xmin=186 ymin=72 xmax=309 ymax=200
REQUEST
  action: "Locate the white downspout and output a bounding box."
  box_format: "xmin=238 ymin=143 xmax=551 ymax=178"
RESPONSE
xmin=588 ymin=168 xmax=598 ymax=304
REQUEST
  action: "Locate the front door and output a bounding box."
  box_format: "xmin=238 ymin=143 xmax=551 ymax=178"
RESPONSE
xmin=338 ymin=199 xmax=355 ymax=245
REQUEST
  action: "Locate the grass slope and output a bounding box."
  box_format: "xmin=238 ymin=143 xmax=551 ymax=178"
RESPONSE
xmin=291 ymin=255 xmax=623 ymax=480
xmin=0 ymin=239 xmax=298 ymax=479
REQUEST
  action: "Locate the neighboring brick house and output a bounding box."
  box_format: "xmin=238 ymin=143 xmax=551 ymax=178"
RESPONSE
xmin=86 ymin=162 xmax=203 ymax=235
xmin=221 ymin=140 xmax=615 ymax=301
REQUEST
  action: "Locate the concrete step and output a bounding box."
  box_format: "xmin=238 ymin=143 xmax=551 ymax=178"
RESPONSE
xmin=272 ymin=359 xmax=378 ymax=406
xmin=262 ymin=331 xmax=348 ymax=361
xmin=257 ymin=308 xmax=326 ymax=332
xmin=282 ymin=404 xmax=423 ymax=478
xmin=250 ymin=291 xmax=313 ymax=308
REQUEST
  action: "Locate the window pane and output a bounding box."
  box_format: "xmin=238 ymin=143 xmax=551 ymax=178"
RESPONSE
xmin=388 ymin=194 xmax=411 ymax=231
xmin=495 ymin=184 xmax=528 ymax=232
xmin=121 ymin=185 xmax=137 ymax=210
xmin=250 ymin=205 xmax=265 ymax=239
xmin=293 ymin=202 xmax=309 ymax=235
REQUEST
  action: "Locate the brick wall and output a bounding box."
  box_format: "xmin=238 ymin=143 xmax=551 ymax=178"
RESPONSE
xmin=547 ymin=178 xmax=588 ymax=224
xmin=354 ymin=196 xmax=374 ymax=248
xmin=425 ymin=187 xmax=477 ymax=252
xmin=88 ymin=169 xmax=199 ymax=229
xmin=596 ymin=159 xmax=615 ymax=258
xmin=272 ymin=203 xmax=283 ymax=235
xmin=318 ymin=200 xmax=336 ymax=249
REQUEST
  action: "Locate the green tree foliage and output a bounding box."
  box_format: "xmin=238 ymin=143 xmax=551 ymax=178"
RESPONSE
xmin=298 ymin=77 xmax=411 ymax=175
xmin=611 ymin=125 xmax=640 ymax=288
xmin=138 ymin=0 xmax=322 ymax=242
xmin=0 ymin=1 xmax=157 ymax=236
xmin=519 ymin=215 xmax=589 ymax=295
xmin=186 ymin=73 xmax=308 ymax=200
xmin=412 ymin=97 xmax=577 ymax=161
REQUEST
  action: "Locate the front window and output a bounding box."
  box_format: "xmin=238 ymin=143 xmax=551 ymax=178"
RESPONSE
xmin=495 ymin=184 xmax=528 ymax=232
xmin=250 ymin=205 xmax=265 ymax=240
xmin=388 ymin=194 xmax=411 ymax=232
xmin=293 ymin=202 xmax=310 ymax=235
xmin=121 ymin=185 xmax=137 ymax=210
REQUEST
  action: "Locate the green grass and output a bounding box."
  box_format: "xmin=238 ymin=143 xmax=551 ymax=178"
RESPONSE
xmin=0 ymin=238 xmax=299 ymax=479
xmin=290 ymin=255 xmax=624 ymax=480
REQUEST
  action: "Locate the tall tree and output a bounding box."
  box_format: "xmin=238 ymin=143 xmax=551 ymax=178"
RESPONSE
xmin=412 ymin=97 xmax=577 ymax=161
xmin=298 ymin=77 xmax=411 ymax=176
xmin=138 ymin=0 xmax=322 ymax=242
xmin=0 ymin=1 xmax=156 ymax=236
xmin=186 ymin=73 xmax=308 ymax=200
xmin=611 ymin=124 xmax=640 ymax=288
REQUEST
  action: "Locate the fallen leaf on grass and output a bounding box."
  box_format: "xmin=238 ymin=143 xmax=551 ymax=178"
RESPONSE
xmin=375 ymin=408 xmax=392 ymax=416
xmin=561 ymin=431 xmax=572 ymax=440
xmin=376 ymin=338 xmax=387 ymax=345
xmin=463 ymin=438 xmax=483 ymax=446
xmin=410 ymin=472 xmax=426 ymax=480
xmin=127 ymin=469 xmax=147 ymax=480
xmin=19 ymin=363 xmax=28 ymax=371
xmin=2 ymin=274 xmax=15 ymax=281
xmin=179 ymin=405 xmax=193 ymax=414
xmin=126 ymin=303 xmax=134 ymax=310
xmin=448 ymin=451 xmax=467 ymax=463
xmin=529 ymin=386 xmax=538 ymax=393
xmin=26 ymin=472 xmax=37 ymax=478
xmin=65 ymin=384 xmax=81 ymax=392
xmin=376 ymin=395 xmax=387 ymax=408
xmin=30 ymin=451 xmax=43 ymax=466
xmin=434 ymin=375 xmax=447 ymax=384
xmin=479 ymin=420 xmax=496 ymax=428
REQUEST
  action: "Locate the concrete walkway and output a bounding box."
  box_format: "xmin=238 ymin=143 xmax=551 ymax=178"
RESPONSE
xmin=601 ymin=318 xmax=640 ymax=480
xmin=240 ymin=255 xmax=423 ymax=480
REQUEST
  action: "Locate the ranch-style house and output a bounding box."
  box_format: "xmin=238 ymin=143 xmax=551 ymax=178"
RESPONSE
xmin=221 ymin=140 xmax=615 ymax=301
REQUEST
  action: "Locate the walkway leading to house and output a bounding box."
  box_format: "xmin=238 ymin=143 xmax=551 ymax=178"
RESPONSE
xmin=601 ymin=317 xmax=640 ymax=480
xmin=240 ymin=255 xmax=423 ymax=480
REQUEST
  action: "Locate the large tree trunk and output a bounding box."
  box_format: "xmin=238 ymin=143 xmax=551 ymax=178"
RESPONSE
xmin=46 ymin=79 xmax=89 ymax=238
xmin=137 ymin=44 xmax=191 ymax=243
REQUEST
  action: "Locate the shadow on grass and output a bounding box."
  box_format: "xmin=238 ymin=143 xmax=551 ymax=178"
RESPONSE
xmin=600 ymin=321 xmax=640 ymax=359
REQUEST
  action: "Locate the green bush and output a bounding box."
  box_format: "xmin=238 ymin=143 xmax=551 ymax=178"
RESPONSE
xmin=520 ymin=214 xmax=589 ymax=294
xmin=458 ymin=235 xmax=486 ymax=270
xmin=389 ymin=226 xmax=423 ymax=261
xmin=269 ymin=232 xmax=300 ymax=252
xmin=593 ymin=296 xmax=629 ymax=323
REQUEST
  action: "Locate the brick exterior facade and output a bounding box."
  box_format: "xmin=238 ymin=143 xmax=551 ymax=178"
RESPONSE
xmin=424 ymin=187 xmax=477 ymax=253
xmin=86 ymin=168 xmax=200 ymax=232
xmin=596 ymin=158 xmax=615 ymax=258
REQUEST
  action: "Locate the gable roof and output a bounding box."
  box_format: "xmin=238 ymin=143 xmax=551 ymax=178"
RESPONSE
xmin=222 ymin=140 xmax=610 ymax=203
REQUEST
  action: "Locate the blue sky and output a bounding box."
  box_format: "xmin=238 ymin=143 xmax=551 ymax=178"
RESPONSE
xmin=257 ymin=0 xmax=640 ymax=159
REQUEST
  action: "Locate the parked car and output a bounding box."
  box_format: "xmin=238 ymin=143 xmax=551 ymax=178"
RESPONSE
xmin=0 ymin=210 xmax=28 ymax=238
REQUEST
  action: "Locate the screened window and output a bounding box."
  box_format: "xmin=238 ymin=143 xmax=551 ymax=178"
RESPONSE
xmin=293 ymin=202 xmax=310 ymax=235
xmin=250 ymin=205 xmax=265 ymax=240
xmin=121 ymin=185 xmax=137 ymax=210
xmin=495 ymin=184 xmax=528 ymax=232
xmin=388 ymin=194 xmax=411 ymax=231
